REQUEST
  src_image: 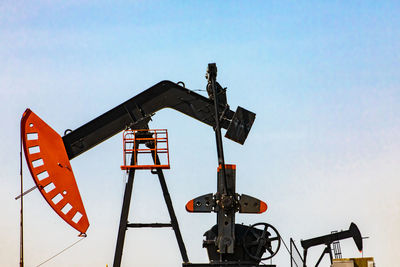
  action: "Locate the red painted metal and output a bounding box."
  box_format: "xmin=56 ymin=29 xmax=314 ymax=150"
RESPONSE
xmin=259 ymin=200 xmax=268 ymax=213
xmin=121 ymin=129 xmax=170 ymax=170
xmin=21 ymin=109 xmax=89 ymax=235
xmin=185 ymin=199 xmax=194 ymax=212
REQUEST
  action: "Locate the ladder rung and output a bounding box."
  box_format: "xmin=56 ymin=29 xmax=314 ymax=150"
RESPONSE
xmin=126 ymin=223 xmax=172 ymax=228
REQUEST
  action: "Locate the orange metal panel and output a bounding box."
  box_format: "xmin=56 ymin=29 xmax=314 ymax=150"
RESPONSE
xmin=121 ymin=129 xmax=170 ymax=170
xmin=217 ymin=164 xmax=236 ymax=172
xmin=259 ymin=200 xmax=268 ymax=213
xmin=120 ymin=165 xmax=170 ymax=170
xmin=21 ymin=109 xmax=89 ymax=235
xmin=185 ymin=200 xmax=194 ymax=212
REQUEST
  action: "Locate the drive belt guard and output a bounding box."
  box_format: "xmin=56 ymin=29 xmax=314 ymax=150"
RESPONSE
xmin=21 ymin=109 xmax=89 ymax=235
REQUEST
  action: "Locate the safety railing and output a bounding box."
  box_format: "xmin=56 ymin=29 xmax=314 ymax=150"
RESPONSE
xmin=121 ymin=129 xmax=170 ymax=170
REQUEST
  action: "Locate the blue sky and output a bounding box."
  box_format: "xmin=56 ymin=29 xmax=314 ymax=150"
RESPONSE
xmin=1 ymin=1 xmax=399 ymax=266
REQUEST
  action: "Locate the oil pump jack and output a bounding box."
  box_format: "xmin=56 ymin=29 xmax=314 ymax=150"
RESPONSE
xmin=21 ymin=63 xmax=281 ymax=267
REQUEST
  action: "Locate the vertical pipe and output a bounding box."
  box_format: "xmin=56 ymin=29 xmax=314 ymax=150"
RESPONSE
xmin=208 ymin=64 xmax=228 ymax=195
xmin=19 ymin=131 xmax=24 ymax=267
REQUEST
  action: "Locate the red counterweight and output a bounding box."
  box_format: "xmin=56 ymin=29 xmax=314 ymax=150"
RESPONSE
xmin=21 ymin=109 xmax=89 ymax=235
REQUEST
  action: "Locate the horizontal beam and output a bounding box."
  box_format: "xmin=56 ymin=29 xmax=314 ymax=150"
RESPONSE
xmin=126 ymin=223 xmax=172 ymax=228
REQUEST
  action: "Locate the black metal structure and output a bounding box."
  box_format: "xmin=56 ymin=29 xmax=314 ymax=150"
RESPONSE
xmin=290 ymin=238 xmax=304 ymax=267
xmin=113 ymin=143 xmax=189 ymax=267
xmin=57 ymin=64 xmax=258 ymax=267
xmin=21 ymin=63 xmax=369 ymax=267
xmin=62 ymin=80 xmax=255 ymax=160
xmin=113 ymin=149 xmax=137 ymax=267
xmin=208 ymin=63 xmax=235 ymax=254
xmin=300 ymin=223 xmax=363 ymax=267
xmin=185 ymin=64 xmax=280 ymax=266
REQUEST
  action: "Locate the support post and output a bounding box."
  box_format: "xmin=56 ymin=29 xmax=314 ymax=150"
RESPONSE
xmin=315 ymin=246 xmax=330 ymax=267
xmin=303 ymin=249 xmax=307 ymax=267
xmin=19 ymin=132 xmax=24 ymax=267
xmin=151 ymin=153 xmax=189 ymax=263
xmin=290 ymin=238 xmax=293 ymax=267
xmin=113 ymin=152 xmax=137 ymax=267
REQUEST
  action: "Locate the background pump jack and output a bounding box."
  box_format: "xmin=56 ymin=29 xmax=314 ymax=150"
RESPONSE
xmin=21 ymin=64 xmax=282 ymax=267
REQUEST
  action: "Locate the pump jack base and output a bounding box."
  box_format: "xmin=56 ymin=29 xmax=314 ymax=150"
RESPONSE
xmin=183 ymin=263 xmax=275 ymax=267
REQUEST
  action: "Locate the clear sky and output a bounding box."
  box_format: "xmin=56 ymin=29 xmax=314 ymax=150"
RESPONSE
xmin=1 ymin=1 xmax=399 ymax=266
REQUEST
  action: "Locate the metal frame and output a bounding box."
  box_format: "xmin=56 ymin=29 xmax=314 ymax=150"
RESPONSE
xmin=300 ymin=223 xmax=363 ymax=267
xmin=21 ymin=64 xmax=257 ymax=266
xmin=186 ymin=64 xmax=271 ymax=267
xmin=289 ymin=238 xmax=304 ymax=267
xmin=113 ymin=133 xmax=188 ymax=267
xmin=62 ymin=80 xmax=255 ymax=160
xmin=121 ymin=129 xmax=170 ymax=170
